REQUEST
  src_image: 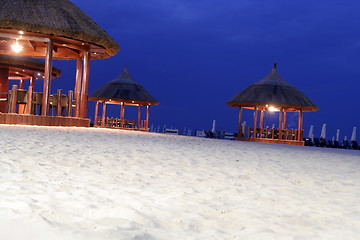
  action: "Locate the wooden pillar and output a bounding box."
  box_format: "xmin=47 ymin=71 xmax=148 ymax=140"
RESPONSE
xmin=238 ymin=107 xmax=243 ymax=138
xmin=74 ymin=58 xmax=82 ymax=118
xmin=297 ymin=110 xmax=303 ymax=141
xmin=56 ymin=89 xmax=62 ymax=116
xmin=146 ymin=105 xmax=150 ymax=130
xmin=80 ymin=52 xmax=90 ymax=119
xmin=30 ymin=76 xmax=34 ymax=88
xmin=253 ymin=106 xmax=258 ymax=138
xmin=259 ymin=110 xmax=264 ymax=138
xmin=283 ymin=111 xmax=287 ymax=130
xmin=26 ymin=86 xmax=34 ymax=114
xmin=101 ymin=101 xmax=106 ymax=127
xmin=10 ymin=85 xmax=17 ymax=113
xmin=120 ymin=102 xmax=125 ymax=128
xmin=279 ymin=107 xmax=283 ymax=140
xmin=0 ymin=67 xmax=9 ymax=113
xmin=19 ymin=79 xmax=24 ymax=90
xmin=137 ymin=105 xmax=141 ymax=129
xmin=41 ymin=39 xmax=53 ymax=116
xmin=94 ymin=101 xmax=99 ymax=126
xmin=67 ymin=90 xmax=73 ymax=117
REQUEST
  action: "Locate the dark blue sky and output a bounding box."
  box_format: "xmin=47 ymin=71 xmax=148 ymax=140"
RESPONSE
xmin=51 ymin=0 xmax=360 ymax=139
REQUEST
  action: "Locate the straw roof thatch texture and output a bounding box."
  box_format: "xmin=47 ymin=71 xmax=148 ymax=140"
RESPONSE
xmin=227 ymin=64 xmax=318 ymax=111
xmin=0 ymin=0 xmax=119 ymax=58
xmin=89 ymin=66 xmax=159 ymax=105
xmin=0 ymin=54 xmax=61 ymax=77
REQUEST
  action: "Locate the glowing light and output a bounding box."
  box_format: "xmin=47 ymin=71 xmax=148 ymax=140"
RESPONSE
xmin=11 ymin=40 xmax=23 ymax=53
xmin=269 ymin=106 xmax=276 ymax=112
xmin=37 ymin=73 xmax=41 ymax=76
xmin=19 ymin=31 xmax=24 ymax=35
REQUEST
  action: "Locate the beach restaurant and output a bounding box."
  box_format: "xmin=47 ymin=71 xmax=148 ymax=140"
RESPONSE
xmin=227 ymin=63 xmax=318 ymax=146
xmin=89 ymin=66 xmax=159 ymax=131
xmin=0 ymin=0 xmax=119 ymax=127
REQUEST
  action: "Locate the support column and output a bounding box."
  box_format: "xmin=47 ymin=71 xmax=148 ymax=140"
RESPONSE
xmin=297 ymin=110 xmax=303 ymax=141
xmin=94 ymin=101 xmax=99 ymax=126
xmin=0 ymin=67 xmax=9 ymax=113
xmin=137 ymin=105 xmax=141 ymax=129
xmin=80 ymin=52 xmax=90 ymax=119
xmin=74 ymin=58 xmax=82 ymax=118
xmin=26 ymin=86 xmax=33 ymax=114
xmin=146 ymin=105 xmax=150 ymax=130
xmin=238 ymin=106 xmax=243 ymax=138
xmin=30 ymin=76 xmax=34 ymax=88
xmin=283 ymin=111 xmax=287 ymax=130
xmin=101 ymin=101 xmax=106 ymax=127
xmin=41 ymin=39 xmax=53 ymax=116
xmin=279 ymin=107 xmax=283 ymax=140
xmin=120 ymin=102 xmax=125 ymax=128
xmin=259 ymin=110 xmax=264 ymax=138
xmin=19 ymin=79 xmax=24 ymax=89
xmin=253 ymin=106 xmax=258 ymax=139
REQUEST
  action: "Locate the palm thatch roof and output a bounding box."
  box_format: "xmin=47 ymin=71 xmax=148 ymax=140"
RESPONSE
xmin=0 ymin=54 xmax=61 ymax=78
xmin=0 ymin=0 xmax=119 ymax=59
xmin=227 ymin=64 xmax=318 ymax=112
xmin=89 ymin=66 xmax=159 ymax=105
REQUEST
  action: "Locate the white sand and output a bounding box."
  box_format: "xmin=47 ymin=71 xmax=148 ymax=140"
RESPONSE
xmin=0 ymin=125 xmax=360 ymax=240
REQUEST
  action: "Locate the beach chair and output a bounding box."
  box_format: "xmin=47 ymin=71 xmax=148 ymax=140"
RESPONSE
xmin=351 ymin=141 xmax=359 ymax=150
xmin=319 ymin=137 xmax=328 ymax=147
xmin=313 ymin=138 xmax=321 ymax=147
xmin=340 ymin=140 xmax=350 ymax=149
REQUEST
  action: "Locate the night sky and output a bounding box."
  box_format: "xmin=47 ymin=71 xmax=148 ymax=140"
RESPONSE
xmin=50 ymin=0 xmax=360 ymax=139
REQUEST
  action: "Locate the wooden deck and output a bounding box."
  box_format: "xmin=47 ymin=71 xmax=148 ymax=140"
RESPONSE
xmin=0 ymin=113 xmax=90 ymax=127
xmin=237 ymin=136 xmax=304 ymax=146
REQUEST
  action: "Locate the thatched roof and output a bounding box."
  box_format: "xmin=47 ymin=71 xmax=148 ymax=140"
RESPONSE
xmin=227 ymin=64 xmax=318 ymax=112
xmin=89 ymin=66 xmax=159 ymax=105
xmin=0 ymin=0 xmax=119 ymax=59
xmin=0 ymin=54 xmax=61 ymax=78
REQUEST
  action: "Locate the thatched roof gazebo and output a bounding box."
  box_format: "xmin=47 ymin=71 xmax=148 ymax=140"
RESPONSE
xmin=227 ymin=63 xmax=318 ymax=146
xmin=89 ymin=66 xmax=159 ymax=131
xmin=0 ymin=0 xmax=119 ymax=127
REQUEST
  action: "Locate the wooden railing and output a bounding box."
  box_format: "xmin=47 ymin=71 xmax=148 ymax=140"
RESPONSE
xmin=246 ymin=126 xmax=303 ymax=141
xmin=95 ymin=116 xmax=148 ymax=131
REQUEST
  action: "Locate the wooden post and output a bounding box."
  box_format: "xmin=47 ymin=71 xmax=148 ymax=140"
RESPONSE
xmin=137 ymin=105 xmax=141 ymax=129
xmin=10 ymin=85 xmax=17 ymax=113
xmin=57 ymin=89 xmax=62 ymax=116
xmin=0 ymin=67 xmax=9 ymax=113
xmin=279 ymin=107 xmax=283 ymax=140
xmin=297 ymin=110 xmax=303 ymax=141
xmin=74 ymin=58 xmax=82 ymax=118
xmin=30 ymin=76 xmax=34 ymax=88
xmin=80 ymin=52 xmax=90 ymax=119
xmin=19 ymin=79 xmax=24 ymax=90
xmin=253 ymin=106 xmax=258 ymax=138
xmin=259 ymin=110 xmax=264 ymax=138
xmin=238 ymin=107 xmax=243 ymax=138
xmin=120 ymin=102 xmax=125 ymax=128
xmin=41 ymin=39 xmax=53 ymax=116
xmin=283 ymin=111 xmax=287 ymax=130
xmin=94 ymin=101 xmax=99 ymax=126
xmin=26 ymin=86 xmax=33 ymax=115
xmin=146 ymin=105 xmax=150 ymax=130
xmin=67 ymin=90 xmax=73 ymax=117
xmin=101 ymin=101 xmax=106 ymax=127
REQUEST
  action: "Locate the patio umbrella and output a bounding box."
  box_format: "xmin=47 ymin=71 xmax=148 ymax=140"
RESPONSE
xmin=336 ymin=129 xmax=340 ymax=142
xmin=212 ymin=120 xmax=216 ymax=133
xmin=308 ymin=125 xmax=314 ymax=139
xmin=351 ymin=127 xmax=356 ymax=142
xmin=320 ymin=124 xmax=326 ymax=139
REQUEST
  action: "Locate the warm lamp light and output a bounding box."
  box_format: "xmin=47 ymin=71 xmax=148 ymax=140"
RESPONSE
xmin=11 ymin=40 xmax=23 ymax=53
xmin=269 ymin=106 xmax=276 ymax=112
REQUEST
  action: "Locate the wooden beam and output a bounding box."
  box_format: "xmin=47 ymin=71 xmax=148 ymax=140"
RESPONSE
xmin=10 ymin=84 xmax=17 ymax=113
xmin=146 ymin=105 xmax=150 ymax=130
xmin=41 ymin=39 xmax=53 ymax=116
xmin=74 ymin=58 xmax=82 ymax=117
xmin=259 ymin=110 xmax=264 ymax=138
xmin=137 ymin=105 xmax=141 ymax=129
xmin=0 ymin=67 xmax=9 ymax=113
xmin=253 ymin=106 xmax=258 ymax=139
xmin=297 ymin=110 xmax=303 ymax=141
xmin=238 ymin=107 xmax=243 ymax=138
xmin=80 ymin=52 xmax=90 ymax=118
xmin=28 ymin=40 xmax=37 ymax=51
xmin=94 ymin=101 xmax=99 ymax=126
xmin=283 ymin=111 xmax=287 ymax=129
xmin=279 ymin=107 xmax=283 ymax=140
xmin=102 ymin=102 xmax=106 ymax=127
xmin=120 ymin=102 xmax=125 ymax=128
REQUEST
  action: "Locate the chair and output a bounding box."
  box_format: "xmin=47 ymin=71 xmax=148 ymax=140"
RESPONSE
xmin=33 ymin=92 xmax=43 ymax=115
xmin=49 ymin=94 xmax=68 ymax=116
xmin=340 ymin=140 xmax=350 ymax=149
xmin=313 ymin=138 xmax=321 ymax=147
